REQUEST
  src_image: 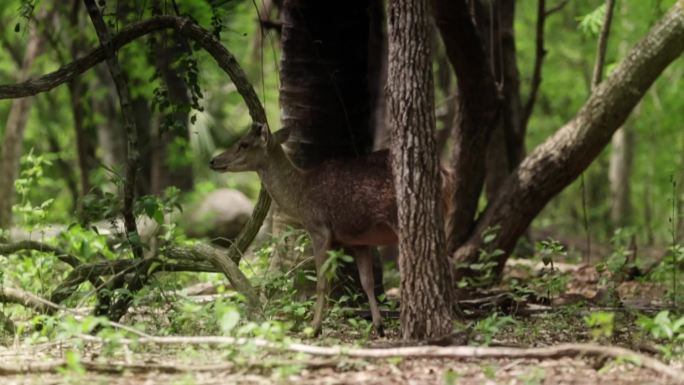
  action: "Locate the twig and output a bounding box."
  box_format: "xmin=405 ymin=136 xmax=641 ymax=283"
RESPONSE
xmin=72 ymin=334 xmax=683 ymax=383
xmin=522 ymin=0 xmax=547 ymax=129
xmin=591 ymin=0 xmax=617 ymax=90
xmin=545 ymin=0 xmax=569 ymax=17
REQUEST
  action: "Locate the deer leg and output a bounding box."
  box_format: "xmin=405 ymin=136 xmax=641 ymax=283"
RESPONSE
xmin=310 ymin=229 xmax=331 ymax=336
xmin=354 ymin=246 xmax=385 ymax=337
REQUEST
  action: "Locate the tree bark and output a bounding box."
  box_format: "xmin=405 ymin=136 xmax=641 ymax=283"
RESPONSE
xmin=0 ymin=24 xmax=43 ymax=233
xmin=453 ymin=1 xmax=684 ymax=279
xmin=387 ymin=0 xmax=454 ymax=340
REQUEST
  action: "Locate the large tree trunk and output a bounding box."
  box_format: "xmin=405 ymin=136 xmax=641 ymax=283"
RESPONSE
xmin=453 ymin=2 xmax=684 ymax=279
xmin=0 ymin=26 xmax=43 ymax=233
xmin=387 ymin=0 xmax=454 ymax=340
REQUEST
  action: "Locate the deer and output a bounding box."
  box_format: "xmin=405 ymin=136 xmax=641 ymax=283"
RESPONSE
xmin=209 ymin=122 xmax=452 ymax=337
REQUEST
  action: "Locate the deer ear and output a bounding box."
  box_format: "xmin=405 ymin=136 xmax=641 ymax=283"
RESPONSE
xmin=250 ymin=122 xmax=271 ymax=142
xmin=272 ymin=128 xmax=291 ymax=145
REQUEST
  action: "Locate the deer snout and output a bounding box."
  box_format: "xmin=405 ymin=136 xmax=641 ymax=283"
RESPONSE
xmin=209 ymin=157 xmax=222 ymax=171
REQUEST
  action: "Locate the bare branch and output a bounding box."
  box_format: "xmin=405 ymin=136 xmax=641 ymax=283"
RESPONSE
xmin=545 ymin=0 xmax=569 ymax=17
xmin=591 ymin=0 xmax=618 ymax=89
xmin=0 ymin=361 xmax=236 ymax=375
xmin=522 ymin=0 xmax=547 ymax=129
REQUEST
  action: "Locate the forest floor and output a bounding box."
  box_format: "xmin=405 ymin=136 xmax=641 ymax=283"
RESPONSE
xmin=1 ymin=253 xmax=682 ymax=385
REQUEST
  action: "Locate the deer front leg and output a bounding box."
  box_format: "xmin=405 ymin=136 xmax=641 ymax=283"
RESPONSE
xmin=310 ymin=228 xmax=331 ymax=336
xmin=353 ymin=246 xmax=385 ymax=337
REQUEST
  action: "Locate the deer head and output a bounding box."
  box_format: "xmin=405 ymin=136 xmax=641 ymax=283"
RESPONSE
xmin=209 ymin=123 xmax=290 ymax=172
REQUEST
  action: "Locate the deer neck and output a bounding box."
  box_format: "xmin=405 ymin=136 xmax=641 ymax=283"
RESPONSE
xmin=257 ymin=144 xmax=307 ymax=218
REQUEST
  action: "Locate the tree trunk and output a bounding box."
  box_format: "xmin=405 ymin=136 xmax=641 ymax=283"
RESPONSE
xmin=0 ymin=26 xmax=43 ymax=233
xmin=608 ymin=3 xmax=638 ymax=230
xmin=453 ymin=2 xmax=684 ymax=280
xmin=608 ymin=126 xmax=634 ymax=228
xmin=431 ymin=0 xmax=501 ymax=253
xmin=387 ymin=0 xmax=454 ymax=340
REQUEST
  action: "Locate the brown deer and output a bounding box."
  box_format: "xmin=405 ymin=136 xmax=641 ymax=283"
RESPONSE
xmin=210 ymin=122 xmax=453 ymax=336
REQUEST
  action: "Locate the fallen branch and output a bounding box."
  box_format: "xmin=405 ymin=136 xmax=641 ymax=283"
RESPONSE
xmin=73 ymin=333 xmax=683 ymax=382
xmin=0 ymin=243 xmax=260 ymax=317
xmin=0 ymin=360 xmax=235 ymax=375
xmin=0 ymin=240 xmax=81 ymax=268
xmin=0 ymin=287 xmax=57 ymax=313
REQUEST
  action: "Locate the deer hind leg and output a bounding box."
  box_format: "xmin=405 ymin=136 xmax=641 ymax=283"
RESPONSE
xmin=353 ymin=246 xmax=384 ymax=337
xmin=310 ymin=228 xmax=332 ymax=336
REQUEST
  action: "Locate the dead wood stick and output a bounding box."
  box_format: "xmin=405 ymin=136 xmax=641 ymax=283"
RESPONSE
xmin=0 ymin=360 xmax=235 ymax=375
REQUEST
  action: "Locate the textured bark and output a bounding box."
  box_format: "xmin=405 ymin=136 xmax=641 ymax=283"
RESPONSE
xmin=387 ymin=0 xmax=454 ymax=340
xmin=453 ymin=2 xmax=684 ymax=279
xmin=431 ymin=0 xmax=501 ymax=252
xmin=0 ymin=25 xmax=43 ymax=232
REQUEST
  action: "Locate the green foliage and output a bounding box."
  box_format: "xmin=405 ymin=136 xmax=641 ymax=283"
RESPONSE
xmin=638 ymin=311 xmax=684 ymax=359
xmin=321 ymin=249 xmax=354 ymax=282
xmin=13 ymin=150 xmax=55 ymax=229
xmin=577 ymin=4 xmax=607 ymax=36
xmin=472 ymin=313 xmax=518 ymax=346
xmin=584 ymin=311 xmax=615 ymax=340
xmin=457 ymin=226 xmax=503 ymax=289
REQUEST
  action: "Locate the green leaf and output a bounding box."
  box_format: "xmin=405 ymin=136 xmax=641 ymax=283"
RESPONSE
xmin=220 ymin=309 xmax=241 ymax=334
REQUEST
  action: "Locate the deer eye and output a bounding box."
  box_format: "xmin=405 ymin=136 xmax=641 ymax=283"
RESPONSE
xmin=238 ymin=142 xmax=249 ymax=150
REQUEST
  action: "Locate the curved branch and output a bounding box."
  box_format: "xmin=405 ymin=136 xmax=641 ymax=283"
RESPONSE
xmin=0 ymin=15 xmax=266 ymax=123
